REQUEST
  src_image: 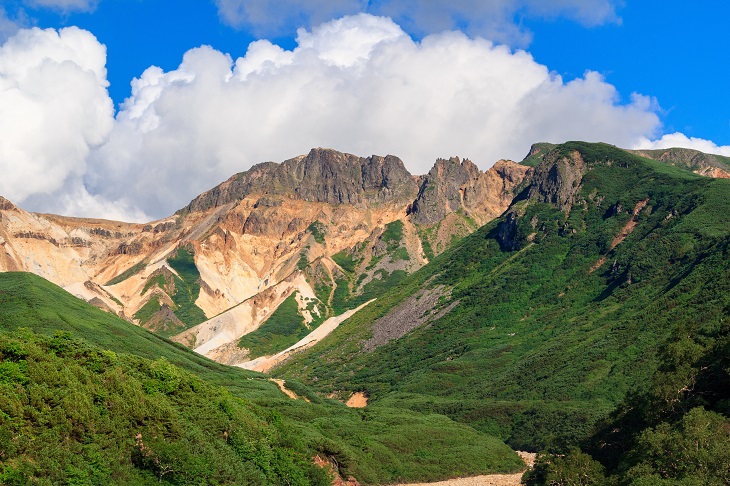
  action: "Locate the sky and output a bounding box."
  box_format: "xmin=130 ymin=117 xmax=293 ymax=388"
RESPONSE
xmin=0 ymin=0 xmax=728 ymax=222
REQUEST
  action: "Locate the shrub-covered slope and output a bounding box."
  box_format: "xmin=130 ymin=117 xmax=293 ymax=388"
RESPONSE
xmin=0 ymin=331 xmax=331 ymax=485
xmin=277 ymin=142 xmax=730 ymax=454
xmin=526 ymin=293 xmax=730 ymax=484
xmin=0 ymin=272 xmax=524 ymax=484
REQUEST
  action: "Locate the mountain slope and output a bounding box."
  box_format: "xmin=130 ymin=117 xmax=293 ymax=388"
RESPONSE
xmin=0 ymin=271 xmax=525 ymax=484
xmin=276 ymin=142 xmax=730 ymax=452
xmin=629 ymin=146 xmax=730 ymax=178
xmin=0 ymin=148 xmax=528 ymax=368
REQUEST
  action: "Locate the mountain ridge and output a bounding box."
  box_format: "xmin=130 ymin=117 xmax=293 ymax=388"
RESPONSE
xmin=0 ymin=147 xmax=529 ymax=368
xmin=1 ymin=143 xmax=726 ymax=370
xmin=2 ymin=141 xmax=730 ymax=484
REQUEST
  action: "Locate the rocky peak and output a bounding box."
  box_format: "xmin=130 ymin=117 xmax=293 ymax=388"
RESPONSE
xmin=279 ymin=148 xmax=418 ymax=206
xmin=408 ymin=157 xmax=529 ymax=226
xmin=408 ymin=157 xmax=477 ymax=225
xmin=180 ymin=162 xmax=279 ymax=214
xmin=526 ymin=148 xmax=587 ymax=210
xmin=180 ymin=148 xmax=418 ymax=213
xmin=0 ymin=196 xmax=18 ymax=211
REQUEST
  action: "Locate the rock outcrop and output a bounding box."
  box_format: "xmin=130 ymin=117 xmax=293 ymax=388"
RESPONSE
xmin=181 ymin=148 xmax=419 ymax=213
xmin=526 ymin=148 xmax=587 ymax=210
xmin=408 ymin=157 xmax=529 ymax=226
xmin=629 ymin=147 xmax=730 ymax=178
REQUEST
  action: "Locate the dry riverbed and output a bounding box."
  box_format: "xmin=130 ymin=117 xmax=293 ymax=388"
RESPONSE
xmin=393 ymin=452 xmax=535 ymax=486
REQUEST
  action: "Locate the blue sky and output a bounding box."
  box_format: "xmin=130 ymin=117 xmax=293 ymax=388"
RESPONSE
xmin=1 ymin=0 xmax=728 ymax=220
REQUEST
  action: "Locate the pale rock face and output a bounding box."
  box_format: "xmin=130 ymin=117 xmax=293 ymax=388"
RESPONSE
xmin=174 ymin=273 xmax=315 ymax=359
xmin=0 ymin=147 xmax=530 ymax=365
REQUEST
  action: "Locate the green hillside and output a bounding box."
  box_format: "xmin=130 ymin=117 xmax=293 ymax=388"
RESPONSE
xmin=0 ymin=272 xmax=267 ymax=396
xmin=277 ymin=142 xmax=730 ymax=456
xmin=0 ymin=272 xmax=523 ymax=484
xmin=0 ymin=330 xmax=330 ymax=485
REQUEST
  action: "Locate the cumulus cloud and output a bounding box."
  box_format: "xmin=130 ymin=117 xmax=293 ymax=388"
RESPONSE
xmin=635 ymin=132 xmax=730 ymax=157
xmin=85 ymin=13 xmax=661 ymax=219
xmin=0 ymin=26 xmax=123 ymax=217
xmin=8 ymin=14 xmax=727 ymax=223
xmin=216 ymin=0 xmax=621 ymax=45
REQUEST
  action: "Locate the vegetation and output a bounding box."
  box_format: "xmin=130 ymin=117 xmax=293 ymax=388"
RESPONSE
xmin=0 ymin=330 xmax=330 ymax=485
xmin=332 ymin=250 xmax=359 ymax=274
xmin=0 ymin=272 xmax=267 ymax=394
xmin=0 ymin=272 xmax=524 ymax=484
xmin=519 ymin=142 xmax=556 ymax=167
xmin=105 ymin=260 xmax=146 ymax=286
xmin=238 ymin=292 xmax=325 ymax=359
xmin=329 ymin=220 xmax=412 ymax=314
xmin=380 ymin=220 xmax=404 ymax=249
xmin=278 ymin=142 xmax=730 ymax=464
xmin=130 ymin=247 xmax=208 ymax=335
xmin=7 ymin=141 xmax=729 ymax=484
xmin=307 ymin=221 xmax=327 ymax=245
xmin=133 ymin=295 xmax=164 ymax=325
xmin=526 ymin=305 xmax=730 ymax=484
xmin=141 ymin=272 xmax=169 ymax=295
xmin=416 ymin=226 xmax=436 ymax=261
xmin=166 ymin=246 xmax=208 ymax=329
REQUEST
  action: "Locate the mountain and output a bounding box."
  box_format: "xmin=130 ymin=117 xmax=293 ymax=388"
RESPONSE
xmin=0 ymin=148 xmax=528 ymax=367
xmin=629 ymin=146 xmax=730 ymax=178
xmin=274 ymin=142 xmax=730 ymax=462
xmin=2 ymin=141 xmax=729 ymax=484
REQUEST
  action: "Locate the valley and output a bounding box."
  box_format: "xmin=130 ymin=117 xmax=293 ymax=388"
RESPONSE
xmin=1 ymin=142 xmax=729 ymax=484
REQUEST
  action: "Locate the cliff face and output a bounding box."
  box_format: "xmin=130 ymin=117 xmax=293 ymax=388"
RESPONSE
xmin=527 ymin=148 xmax=587 ymax=211
xmin=182 ymin=148 xmax=418 ymax=213
xmin=408 ymin=157 xmax=530 ymax=226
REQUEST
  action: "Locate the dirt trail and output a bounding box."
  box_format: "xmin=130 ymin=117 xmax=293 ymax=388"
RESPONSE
xmin=393 ymin=452 xmax=535 ymax=486
xmin=269 ymin=378 xmax=309 ymax=401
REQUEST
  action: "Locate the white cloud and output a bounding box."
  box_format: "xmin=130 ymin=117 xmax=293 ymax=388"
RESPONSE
xmin=216 ymin=0 xmax=621 ymax=45
xmin=86 ymin=14 xmax=661 ymax=219
xmin=635 ymin=133 xmax=730 ymax=157
xmin=0 ymin=27 xmax=125 ymax=217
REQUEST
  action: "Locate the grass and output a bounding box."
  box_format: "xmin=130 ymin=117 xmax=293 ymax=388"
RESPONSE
xmin=104 ymin=260 xmax=146 ymax=286
xmin=141 ymin=272 xmax=168 ymax=295
xmin=381 ymin=220 xmax=404 ymax=251
xmin=0 ymin=272 xmax=270 ymax=397
xmin=238 ymin=292 xmax=313 ymax=358
xmin=307 ymin=221 xmax=326 ymax=245
xmin=133 ymin=295 xmax=163 ymax=323
xmin=417 ymin=225 xmax=436 ymax=261
xmin=332 ymin=250 xmax=359 ymax=273
xmin=165 ymin=246 xmax=208 ymax=329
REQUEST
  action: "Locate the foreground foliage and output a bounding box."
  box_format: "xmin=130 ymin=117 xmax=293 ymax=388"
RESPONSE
xmin=0 ymin=272 xmax=524 ymax=484
xmin=0 ymin=331 xmax=330 ymax=485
